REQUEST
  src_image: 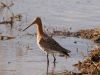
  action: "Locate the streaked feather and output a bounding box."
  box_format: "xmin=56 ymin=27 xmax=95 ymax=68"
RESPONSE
xmin=39 ymin=34 xmax=70 ymax=56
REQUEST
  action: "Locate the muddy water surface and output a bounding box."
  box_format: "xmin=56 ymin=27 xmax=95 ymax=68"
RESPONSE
xmin=0 ymin=36 xmax=96 ymax=75
xmin=0 ymin=0 xmax=100 ymax=74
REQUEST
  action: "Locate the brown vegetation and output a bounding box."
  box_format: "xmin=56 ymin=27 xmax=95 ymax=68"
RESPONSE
xmin=73 ymin=28 xmax=100 ymax=43
xmin=49 ymin=28 xmax=100 ymax=43
xmin=74 ymin=47 xmax=100 ymax=75
xmin=48 ymin=47 xmax=100 ymax=75
xmin=0 ymin=33 xmax=15 ymax=40
xmin=0 ymin=1 xmax=22 ymax=40
xmin=48 ymin=71 xmax=82 ymax=75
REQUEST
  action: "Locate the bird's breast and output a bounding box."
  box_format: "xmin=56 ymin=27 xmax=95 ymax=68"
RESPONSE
xmin=37 ymin=34 xmax=42 ymax=42
xmin=36 ymin=35 xmax=46 ymax=52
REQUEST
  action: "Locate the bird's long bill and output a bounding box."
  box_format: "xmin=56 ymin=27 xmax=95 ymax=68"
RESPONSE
xmin=23 ymin=22 xmax=34 ymax=31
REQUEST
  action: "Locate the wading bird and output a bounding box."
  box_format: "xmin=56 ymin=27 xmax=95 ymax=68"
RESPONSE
xmin=23 ymin=17 xmax=70 ymax=64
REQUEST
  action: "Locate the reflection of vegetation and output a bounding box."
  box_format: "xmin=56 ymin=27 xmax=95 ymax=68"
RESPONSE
xmin=0 ymin=14 xmax=22 ymax=29
xmin=0 ymin=1 xmax=14 ymax=18
xmin=0 ymin=1 xmax=22 ymax=40
xmin=0 ymin=1 xmax=14 ymax=9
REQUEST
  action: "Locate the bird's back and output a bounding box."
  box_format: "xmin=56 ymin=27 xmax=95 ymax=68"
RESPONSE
xmin=38 ymin=34 xmax=70 ymax=56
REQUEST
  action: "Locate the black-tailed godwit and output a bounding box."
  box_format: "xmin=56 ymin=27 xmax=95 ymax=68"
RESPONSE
xmin=23 ymin=17 xmax=70 ymax=64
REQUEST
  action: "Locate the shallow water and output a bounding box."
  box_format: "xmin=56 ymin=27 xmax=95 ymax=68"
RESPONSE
xmin=0 ymin=35 xmax=96 ymax=75
xmin=0 ymin=0 xmax=100 ymax=32
xmin=0 ymin=0 xmax=100 ymax=75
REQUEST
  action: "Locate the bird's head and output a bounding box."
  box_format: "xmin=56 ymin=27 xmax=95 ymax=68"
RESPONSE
xmin=33 ymin=17 xmax=41 ymax=25
xmin=23 ymin=17 xmax=42 ymax=31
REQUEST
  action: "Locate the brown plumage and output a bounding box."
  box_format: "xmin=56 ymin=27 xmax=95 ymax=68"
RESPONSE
xmin=39 ymin=34 xmax=70 ymax=56
xmin=23 ymin=17 xmax=71 ymax=63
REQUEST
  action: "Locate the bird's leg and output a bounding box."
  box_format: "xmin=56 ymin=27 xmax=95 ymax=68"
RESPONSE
xmin=53 ymin=54 xmax=56 ymax=63
xmin=46 ymin=59 xmax=49 ymax=75
xmin=47 ymin=53 xmax=49 ymax=65
xmin=53 ymin=54 xmax=56 ymax=67
xmin=46 ymin=53 xmax=49 ymax=75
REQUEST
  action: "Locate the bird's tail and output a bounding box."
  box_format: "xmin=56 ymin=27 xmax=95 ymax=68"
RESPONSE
xmin=63 ymin=49 xmax=71 ymax=56
xmin=60 ymin=49 xmax=71 ymax=57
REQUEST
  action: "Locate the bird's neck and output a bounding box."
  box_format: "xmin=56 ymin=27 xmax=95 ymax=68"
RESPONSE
xmin=36 ymin=22 xmax=44 ymax=37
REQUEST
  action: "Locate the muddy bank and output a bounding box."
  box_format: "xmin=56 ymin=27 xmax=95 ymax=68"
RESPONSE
xmin=73 ymin=47 xmax=100 ymax=75
xmin=49 ymin=28 xmax=100 ymax=43
xmin=73 ymin=28 xmax=100 ymax=43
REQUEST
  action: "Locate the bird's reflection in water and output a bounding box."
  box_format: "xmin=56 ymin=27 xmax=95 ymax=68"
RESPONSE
xmin=46 ymin=61 xmax=56 ymax=75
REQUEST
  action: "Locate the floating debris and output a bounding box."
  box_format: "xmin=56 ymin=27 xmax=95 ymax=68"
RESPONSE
xmin=0 ymin=34 xmax=15 ymax=40
xmin=74 ymin=41 xmax=77 ymax=44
